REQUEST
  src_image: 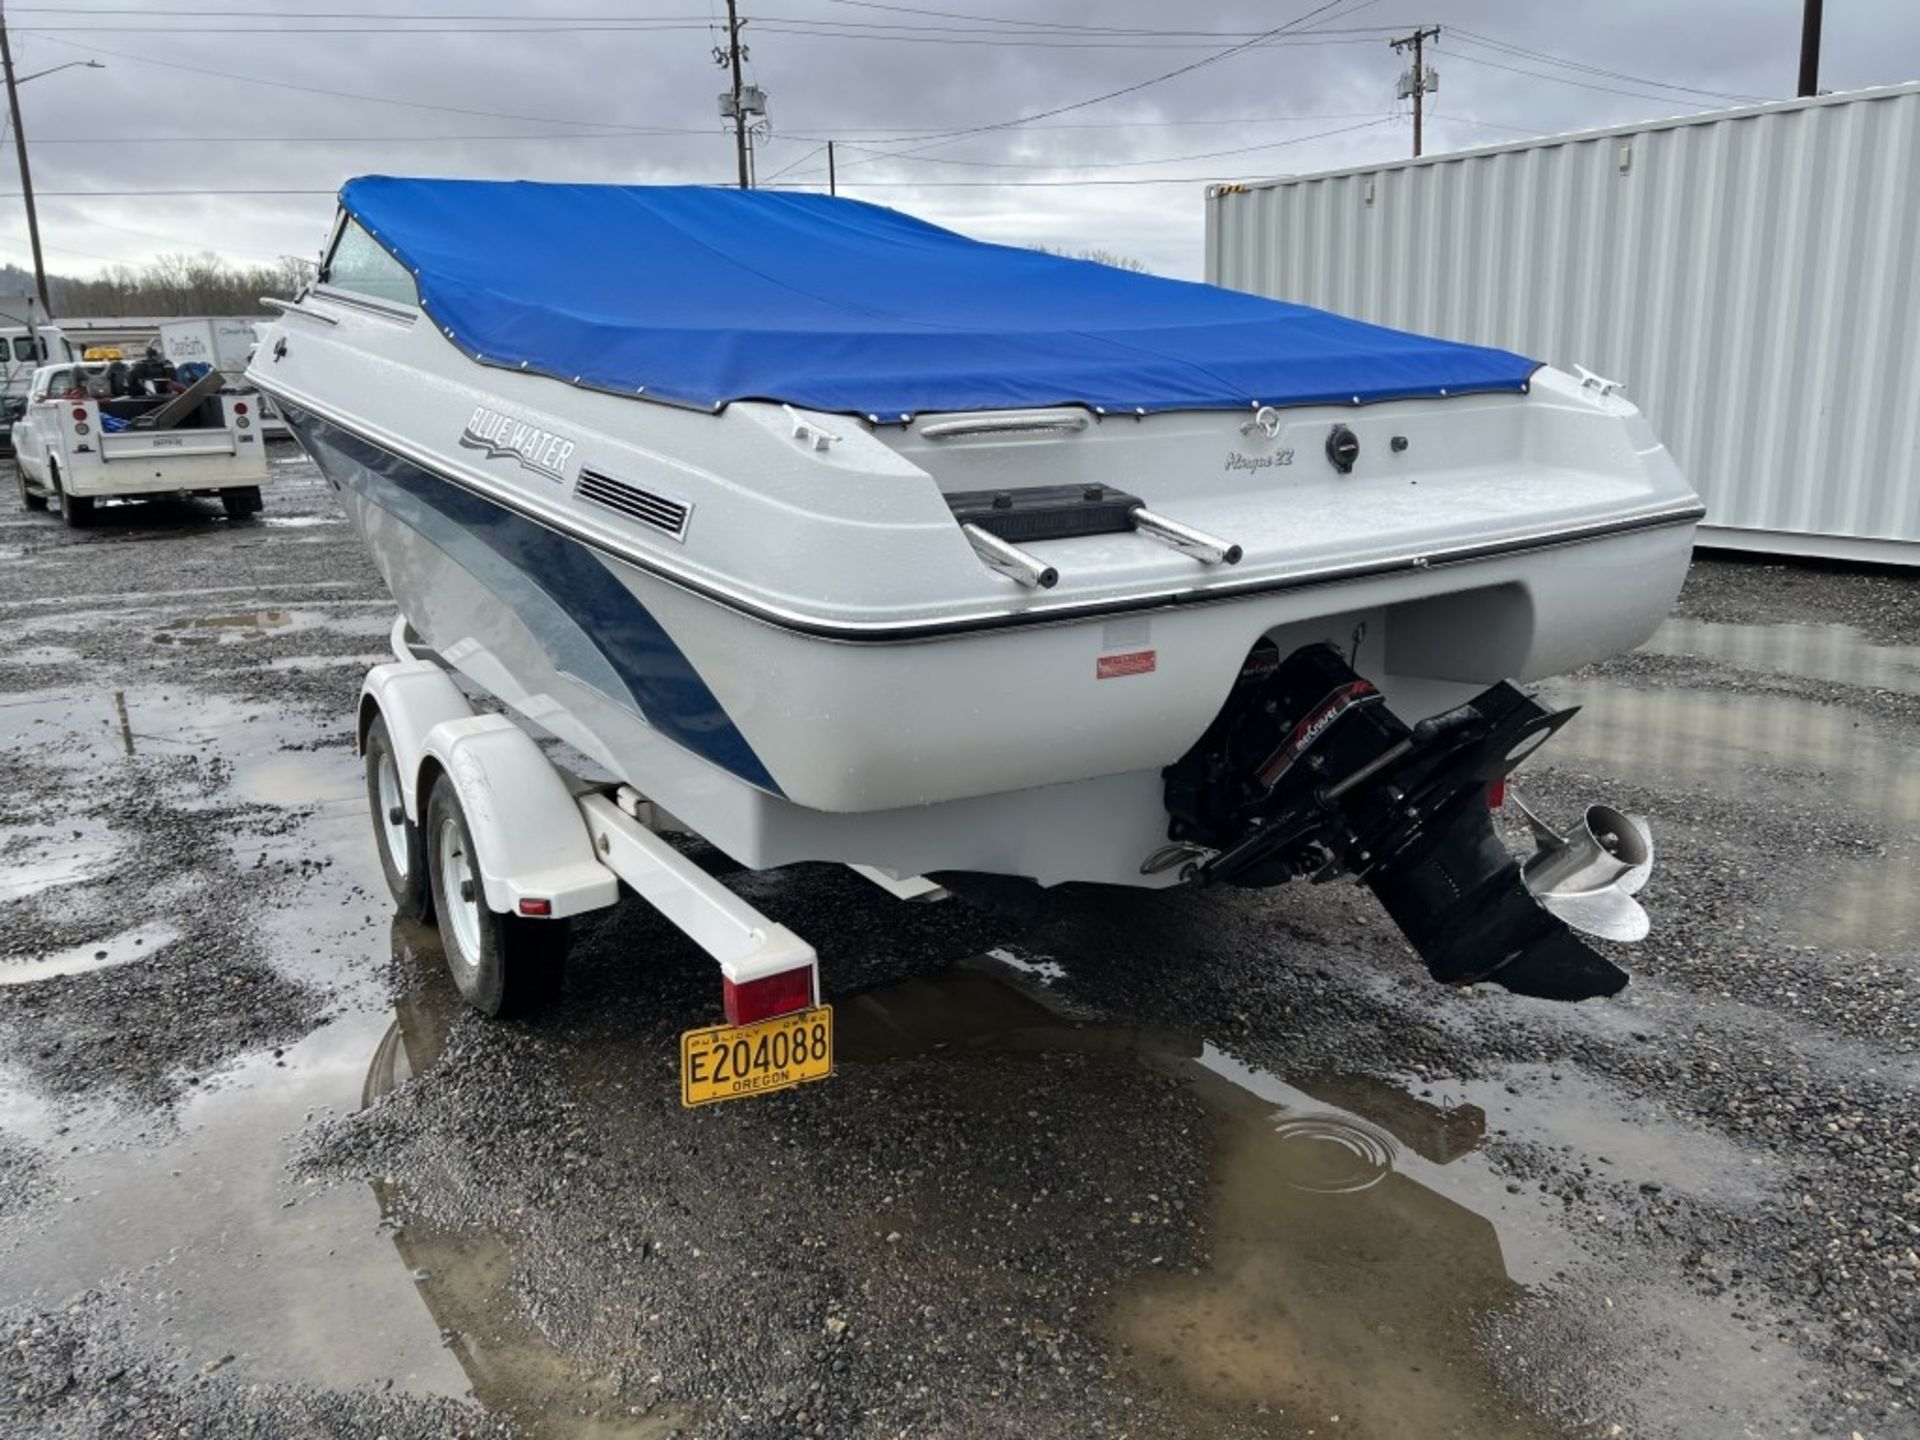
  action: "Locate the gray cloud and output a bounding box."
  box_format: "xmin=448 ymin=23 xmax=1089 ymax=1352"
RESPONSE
xmin=2 ymin=0 xmax=1915 ymax=284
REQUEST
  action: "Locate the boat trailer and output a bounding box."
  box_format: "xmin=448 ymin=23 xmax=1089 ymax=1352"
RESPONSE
xmin=356 ymin=624 xmax=1653 ymax=1107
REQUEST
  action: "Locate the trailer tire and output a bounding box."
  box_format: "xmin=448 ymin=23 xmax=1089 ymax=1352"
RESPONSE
xmin=424 ymin=774 xmax=568 ymax=1016
xmin=17 ymin=467 xmax=47 ymax=511
xmin=221 ymin=486 xmax=263 ymax=520
xmin=363 ymin=714 xmax=432 ymax=923
xmin=51 ymin=466 xmax=93 ymax=528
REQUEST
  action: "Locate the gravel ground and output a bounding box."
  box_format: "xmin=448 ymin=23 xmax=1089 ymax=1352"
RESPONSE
xmin=1 ymin=457 xmax=1915 ymax=1439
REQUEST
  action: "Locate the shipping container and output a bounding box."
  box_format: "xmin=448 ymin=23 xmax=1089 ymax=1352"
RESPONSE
xmin=1205 ymin=83 xmax=1920 ymax=565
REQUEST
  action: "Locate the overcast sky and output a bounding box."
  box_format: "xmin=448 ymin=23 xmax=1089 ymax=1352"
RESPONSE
xmin=2 ymin=0 xmax=1916 ymax=285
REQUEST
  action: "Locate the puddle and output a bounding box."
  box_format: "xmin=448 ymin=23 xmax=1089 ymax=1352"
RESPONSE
xmin=0 ymin=922 xmax=473 ymax=1403
xmin=0 ymin=820 xmax=121 ymax=901
xmin=1640 ymin=617 xmax=1920 ymax=695
xmin=185 ymin=609 xmax=294 ymax=630
xmin=263 ymin=652 xmax=390 ymax=672
xmin=8 ymin=643 xmax=82 ymax=666
xmin=341 ymin=949 xmax=1809 ymax=1438
xmin=0 ymin=921 xmax=180 ymax=986
xmin=0 ymin=684 xmax=316 ymax=767
xmin=360 ymin=936 xmax=694 ymax=1440
xmin=984 ymin=942 xmax=1066 ymax=984
xmin=1541 ymin=679 xmax=1920 ymax=950
xmin=1114 ymin=1070 xmax=1548 ymax=1437
xmin=234 ymin=750 xmax=363 ymax=810
xmin=832 ymin=968 xmax=1550 ymax=1433
xmin=152 ymin=609 xmax=294 ymax=643
xmin=1443 ymin=1065 xmax=1770 ymax=1203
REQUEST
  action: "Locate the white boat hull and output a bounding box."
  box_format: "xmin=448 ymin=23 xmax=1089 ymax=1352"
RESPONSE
xmin=255 ymin=288 xmax=1698 ymax=890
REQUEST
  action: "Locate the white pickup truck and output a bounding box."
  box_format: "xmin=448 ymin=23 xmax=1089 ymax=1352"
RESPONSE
xmin=11 ymin=361 xmax=268 ymax=526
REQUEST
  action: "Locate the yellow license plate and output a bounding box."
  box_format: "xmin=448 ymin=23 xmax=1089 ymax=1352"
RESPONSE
xmin=680 ymin=1005 xmax=833 ymax=1108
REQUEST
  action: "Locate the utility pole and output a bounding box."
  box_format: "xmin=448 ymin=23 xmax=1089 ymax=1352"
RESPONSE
xmin=1798 ymin=0 xmax=1823 ymax=97
xmin=827 ymin=141 xmax=836 ymax=197
xmin=714 ymin=0 xmax=770 ymax=188
xmin=722 ymin=0 xmax=748 ymax=188
xmin=1391 ymin=26 xmax=1441 ymax=159
xmin=0 ymin=4 xmax=51 ymax=314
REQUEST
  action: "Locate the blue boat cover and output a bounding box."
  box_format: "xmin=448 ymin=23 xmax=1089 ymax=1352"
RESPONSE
xmin=340 ymin=176 xmax=1538 ymax=420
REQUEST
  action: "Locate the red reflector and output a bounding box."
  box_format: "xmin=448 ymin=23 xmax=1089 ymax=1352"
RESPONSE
xmin=517 ymin=898 xmax=552 ymax=916
xmin=71 ymin=406 xmax=88 ymax=421
xmin=1486 ymin=778 xmax=1507 ymax=809
xmin=233 ymin=401 xmax=248 ymax=415
xmin=723 ymin=967 xmax=813 ymax=1025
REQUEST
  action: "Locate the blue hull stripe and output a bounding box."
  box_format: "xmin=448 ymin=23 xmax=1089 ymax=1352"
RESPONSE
xmin=285 ymin=404 xmax=782 ymax=795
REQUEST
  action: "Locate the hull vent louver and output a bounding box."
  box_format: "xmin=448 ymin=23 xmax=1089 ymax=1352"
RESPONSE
xmin=575 ymin=468 xmax=692 ymax=541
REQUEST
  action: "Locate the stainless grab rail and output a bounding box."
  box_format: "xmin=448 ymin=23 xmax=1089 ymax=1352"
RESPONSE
xmin=962 ymin=523 xmax=1058 ymax=589
xmin=1130 ymin=506 xmax=1242 ymax=565
xmin=919 ymin=409 xmax=1091 ymax=441
xmin=260 ymin=296 xmax=338 ymax=326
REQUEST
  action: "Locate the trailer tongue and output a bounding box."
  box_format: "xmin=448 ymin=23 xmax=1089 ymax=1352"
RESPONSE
xmin=1162 ymin=641 xmax=1642 ymax=1001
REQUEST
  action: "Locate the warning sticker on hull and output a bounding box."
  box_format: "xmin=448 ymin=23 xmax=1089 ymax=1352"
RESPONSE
xmin=1097 ymin=649 xmax=1157 ymax=679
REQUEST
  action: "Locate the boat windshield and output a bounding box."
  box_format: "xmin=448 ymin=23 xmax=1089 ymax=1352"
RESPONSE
xmin=323 ymin=218 xmax=418 ymax=308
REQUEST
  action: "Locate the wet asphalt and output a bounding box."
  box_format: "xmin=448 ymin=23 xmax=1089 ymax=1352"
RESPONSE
xmin=0 ymin=449 xmax=1916 ymax=1440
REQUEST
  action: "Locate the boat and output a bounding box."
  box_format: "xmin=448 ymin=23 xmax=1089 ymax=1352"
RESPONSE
xmin=248 ymin=177 xmax=1702 ymax=1005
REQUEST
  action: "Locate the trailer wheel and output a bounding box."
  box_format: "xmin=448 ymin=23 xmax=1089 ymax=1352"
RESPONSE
xmin=363 ymin=714 xmax=432 ymax=923
xmin=51 ymin=466 xmax=93 ymax=528
xmin=17 ymin=467 xmax=47 ymax=512
xmin=424 ymin=773 xmax=568 ymax=1016
xmin=221 ymin=486 xmax=263 ymax=519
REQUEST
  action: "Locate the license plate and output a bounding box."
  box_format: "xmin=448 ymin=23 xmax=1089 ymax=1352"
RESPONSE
xmin=680 ymin=1006 xmax=833 ymax=1108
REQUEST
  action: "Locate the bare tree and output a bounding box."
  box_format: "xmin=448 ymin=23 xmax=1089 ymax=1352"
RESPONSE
xmin=1029 ymin=245 xmax=1150 ymax=273
xmin=4 ymin=252 xmax=309 ymax=318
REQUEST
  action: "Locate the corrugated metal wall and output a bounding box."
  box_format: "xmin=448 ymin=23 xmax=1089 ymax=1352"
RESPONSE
xmin=1206 ymin=84 xmax=1920 ymax=561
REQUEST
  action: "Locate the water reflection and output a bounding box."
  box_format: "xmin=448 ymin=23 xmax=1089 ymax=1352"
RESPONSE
xmin=1641 ymin=617 xmax=1920 ymax=695
xmin=1546 ymin=619 xmax=1920 ymax=952
xmin=362 ymin=923 xmax=690 ymax=1440
xmin=363 ymin=941 xmax=1544 ymax=1439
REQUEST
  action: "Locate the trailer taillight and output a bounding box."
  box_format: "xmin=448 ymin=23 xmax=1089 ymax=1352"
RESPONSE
xmin=70 ymin=406 xmax=87 ymax=421
xmin=517 ymin=898 xmax=552 ymax=916
xmin=723 ymin=966 xmax=814 ymax=1025
xmin=232 ymin=401 xmax=248 ymax=415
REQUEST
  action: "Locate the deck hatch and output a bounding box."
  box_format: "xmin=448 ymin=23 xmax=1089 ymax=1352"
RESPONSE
xmin=575 ymin=468 xmax=692 ymax=540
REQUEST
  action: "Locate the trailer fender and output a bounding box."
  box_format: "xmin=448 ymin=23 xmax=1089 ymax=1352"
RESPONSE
xmin=418 ymin=714 xmax=621 ymax=920
xmin=358 ymin=660 xmax=475 ymax=822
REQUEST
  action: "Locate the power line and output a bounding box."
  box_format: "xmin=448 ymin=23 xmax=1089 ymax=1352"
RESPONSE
xmin=29 ymin=128 xmax=730 ymax=145
xmin=827 ymin=0 xmax=1379 ymax=178
xmin=23 ymin=32 xmax=695 ymax=130
xmin=10 ymin=21 xmax=1399 ymax=51
xmin=1446 ymin=28 xmax=1769 ymax=105
xmin=1425 ymin=112 xmax=1540 ymax=137
xmin=4 ymin=5 xmax=1399 ymax=39
xmin=1 ymin=188 xmax=341 ymax=196
xmin=758 ymin=143 xmax=827 ymax=185
xmin=825 ymin=117 xmax=1392 ymax=171
xmin=23 ymin=112 xmax=1391 ymax=145
xmin=768 ymin=173 xmax=1370 ymax=188
xmin=1440 ymin=44 xmax=1754 ymax=110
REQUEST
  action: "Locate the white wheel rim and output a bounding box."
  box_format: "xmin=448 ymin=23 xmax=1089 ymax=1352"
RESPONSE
xmin=376 ymin=751 xmax=408 ymax=879
xmin=436 ymin=816 xmax=482 ymax=971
